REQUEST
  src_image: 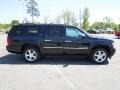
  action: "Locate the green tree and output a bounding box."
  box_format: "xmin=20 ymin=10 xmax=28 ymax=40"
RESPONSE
xmin=0 ymin=23 xmax=11 ymax=29
xmin=71 ymin=13 xmax=78 ymax=26
xmin=103 ymin=16 xmax=113 ymax=23
xmin=105 ymin=22 xmax=117 ymax=30
xmin=62 ymin=10 xmax=77 ymax=25
xmin=91 ymin=22 xmax=105 ymax=29
xmin=91 ymin=22 xmax=119 ymax=31
xmin=82 ymin=7 xmax=90 ymax=30
xmin=0 ymin=24 xmax=3 ymax=29
xmin=3 ymin=24 xmax=11 ymax=29
xmin=62 ymin=10 xmax=72 ymax=25
xmin=114 ymin=24 xmax=119 ymax=31
xmin=10 ymin=20 xmax=19 ymax=26
xmin=26 ymin=0 xmax=40 ymax=23
xmin=118 ymin=24 xmax=120 ymax=31
xmin=79 ymin=10 xmax=82 ymax=27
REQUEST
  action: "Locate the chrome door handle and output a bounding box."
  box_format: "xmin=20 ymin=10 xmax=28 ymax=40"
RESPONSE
xmin=44 ymin=40 xmax=51 ymax=42
xmin=65 ymin=40 xmax=72 ymax=43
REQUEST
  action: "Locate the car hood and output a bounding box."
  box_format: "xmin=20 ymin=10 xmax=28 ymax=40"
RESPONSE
xmin=88 ymin=34 xmax=113 ymax=42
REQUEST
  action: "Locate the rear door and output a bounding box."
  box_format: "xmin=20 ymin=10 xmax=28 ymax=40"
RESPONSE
xmin=64 ymin=27 xmax=90 ymax=54
xmin=42 ymin=25 xmax=65 ymax=54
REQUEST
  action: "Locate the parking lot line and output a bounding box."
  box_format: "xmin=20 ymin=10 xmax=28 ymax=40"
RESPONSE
xmin=53 ymin=65 xmax=75 ymax=89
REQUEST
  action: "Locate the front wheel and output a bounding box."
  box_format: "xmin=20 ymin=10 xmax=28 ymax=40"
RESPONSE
xmin=91 ymin=48 xmax=108 ymax=64
xmin=23 ymin=47 xmax=40 ymax=63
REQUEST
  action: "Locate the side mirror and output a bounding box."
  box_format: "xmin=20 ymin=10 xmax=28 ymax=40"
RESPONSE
xmin=78 ymin=35 xmax=85 ymax=39
xmin=81 ymin=34 xmax=86 ymax=39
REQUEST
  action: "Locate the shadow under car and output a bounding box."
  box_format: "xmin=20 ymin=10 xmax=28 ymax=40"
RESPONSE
xmin=0 ymin=54 xmax=109 ymax=66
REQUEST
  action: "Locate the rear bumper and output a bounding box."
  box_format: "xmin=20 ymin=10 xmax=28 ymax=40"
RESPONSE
xmin=109 ymin=48 xmax=116 ymax=59
xmin=6 ymin=45 xmax=22 ymax=54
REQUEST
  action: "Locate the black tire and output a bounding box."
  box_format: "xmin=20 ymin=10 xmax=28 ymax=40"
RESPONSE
xmin=91 ymin=48 xmax=108 ymax=64
xmin=23 ymin=47 xmax=40 ymax=63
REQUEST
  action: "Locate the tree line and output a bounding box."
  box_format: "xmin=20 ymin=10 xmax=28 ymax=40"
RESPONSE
xmin=0 ymin=0 xmax=120 ymax=32
xmin=0 ymin=20 xmax=19 ymax=30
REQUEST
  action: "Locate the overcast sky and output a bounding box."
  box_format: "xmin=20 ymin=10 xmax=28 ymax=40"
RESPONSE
xmin=0 ymin=0 xmax=120 ymax=24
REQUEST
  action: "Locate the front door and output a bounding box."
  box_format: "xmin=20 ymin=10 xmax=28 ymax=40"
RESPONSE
xmin=64 ymin=27 xmax=90 ymax=54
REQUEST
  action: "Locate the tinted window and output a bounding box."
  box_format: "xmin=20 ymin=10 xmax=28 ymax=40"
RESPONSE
xmin=24 ymin=26 xmax=43 ymax=36
xmin=66 ymin=27 xmax=79 ymax=38
xmin=45 ymin=26 xmax=64 ymax=37
xmin=9 ymin=26 xmax=24 ymax=36
xmin=66 ymin=27 xmax=86 ymax=38
xmin=27 ymin=27 xmax=38 ymax=35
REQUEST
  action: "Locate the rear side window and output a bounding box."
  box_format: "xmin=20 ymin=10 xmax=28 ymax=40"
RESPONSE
xmin=9 ymin=25 xmax=43 ymax=37
xmin=44 ymin=26 xmax=64 ymax=37
xmin=9 ymin=26 xmax=24 ymax=36
xmin=26 ymin=27 xmax=39 ymax=36
xmin=25 ymin=26 xmax=43 ymax=37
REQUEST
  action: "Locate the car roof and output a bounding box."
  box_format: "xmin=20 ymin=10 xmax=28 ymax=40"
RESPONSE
xmin=14 ymin=24 xmax=76 ymax=28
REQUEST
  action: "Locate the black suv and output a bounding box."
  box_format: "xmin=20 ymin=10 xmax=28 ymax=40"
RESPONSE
xmin=6 ymin=24 xmax=116 ymax=64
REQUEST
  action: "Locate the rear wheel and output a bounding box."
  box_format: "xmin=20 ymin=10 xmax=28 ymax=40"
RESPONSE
xmin=91 ymin=48 xmax=108 ymax=64
xmin=23 ymin=47 xmax=40 ymax=62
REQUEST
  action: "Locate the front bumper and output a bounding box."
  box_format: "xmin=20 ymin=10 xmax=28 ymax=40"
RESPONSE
xmin=109 ymin=48 xmax=116 ymax=59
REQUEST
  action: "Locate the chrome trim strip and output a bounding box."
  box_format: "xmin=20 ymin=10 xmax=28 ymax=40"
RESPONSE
xmin=64 ymin=47 xmax=88 ymax=50
xmin=44 ymin=47 xmax=63 ymax=49
xmin=44 ymin=47 xmax=88 ymax=49
xmin=65 ymin=41 xmax=72 ymax=43
xmin=44 ymin=40 xmax=51 ymax=42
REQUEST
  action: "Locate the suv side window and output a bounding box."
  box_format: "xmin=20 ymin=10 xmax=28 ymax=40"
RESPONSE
xmin=66 ymin=27 xmax=79 ymax=38
xmin=66 ymin=27 xmax=85 ymax=38
xmin=25 ymin=26 xmax=42 ymax=36
xmin=10 ymin=26 xmax=24 ymax=36
xmin=27 ymin=27 xmax=38 ymax=34
xmin=45 ymin=26 xmax=64 ymax=37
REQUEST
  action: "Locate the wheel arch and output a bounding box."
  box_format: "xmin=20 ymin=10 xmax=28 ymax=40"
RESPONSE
xmin=91 ymin=45 xmax=110 ymax=57
xmin=21 ymin=44 xmax=41 ymax=54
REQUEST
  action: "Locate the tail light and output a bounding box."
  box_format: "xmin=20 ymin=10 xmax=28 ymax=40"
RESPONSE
xmin=7 ymin=36 xmax=10 ymax=45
